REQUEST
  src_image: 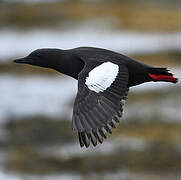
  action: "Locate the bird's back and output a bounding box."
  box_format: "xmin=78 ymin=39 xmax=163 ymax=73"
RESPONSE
xmin=69 ymin=47 xmax=151 ymax=69
xmin=69 ymin=47 xmax=131 ymax=63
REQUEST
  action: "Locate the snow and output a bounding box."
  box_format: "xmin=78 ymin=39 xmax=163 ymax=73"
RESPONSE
xmin=0 ymin=28 xmax=181 ymax=61
xmin=0 ymin=74 xmax=77 ymax=121
xmin=0 ymin=67 xmax=180 ymax=121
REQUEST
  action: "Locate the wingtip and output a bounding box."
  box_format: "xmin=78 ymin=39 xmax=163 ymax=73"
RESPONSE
xmin=78 ymin=132 xmax=84 ymax=147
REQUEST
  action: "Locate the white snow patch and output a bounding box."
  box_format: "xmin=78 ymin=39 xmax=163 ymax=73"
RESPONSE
xmin=0 ymin=74 xmax=77 ymax=122
xmin=1 ymin=28 xmax=181 ymax=61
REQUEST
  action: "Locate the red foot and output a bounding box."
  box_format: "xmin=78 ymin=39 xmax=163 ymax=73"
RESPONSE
xmin=148 ymin=73 xmax=178 ymax=83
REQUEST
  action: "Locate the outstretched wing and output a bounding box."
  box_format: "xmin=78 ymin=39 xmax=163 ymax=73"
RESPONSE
xmin=72 ymin=61 xmax=129 ymax=147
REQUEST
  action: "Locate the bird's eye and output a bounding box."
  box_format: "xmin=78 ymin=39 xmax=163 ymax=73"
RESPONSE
xmin=35 ymin=53 xmax=41 ymax=58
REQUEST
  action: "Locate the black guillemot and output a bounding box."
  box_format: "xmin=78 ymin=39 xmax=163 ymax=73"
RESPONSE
xmin=14 ymin=47 xmax=178 ymax=148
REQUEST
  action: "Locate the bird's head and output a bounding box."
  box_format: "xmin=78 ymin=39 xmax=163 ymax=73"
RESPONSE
xmin=13 ymin=48 xmax=64 ymax=69
xmin=13 ymin=48 xmax=84 ymax=79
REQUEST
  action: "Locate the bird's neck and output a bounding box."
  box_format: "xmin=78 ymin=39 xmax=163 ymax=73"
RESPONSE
xmin=54 ymin=51 xmax=85 ymax=79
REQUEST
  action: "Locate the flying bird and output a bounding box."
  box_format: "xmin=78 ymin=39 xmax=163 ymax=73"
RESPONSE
xmin=14 ymin=47 xmax=178 ymax=148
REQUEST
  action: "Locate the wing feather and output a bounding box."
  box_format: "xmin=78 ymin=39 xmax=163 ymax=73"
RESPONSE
xmin=72 ymin=63 xmax=129 ymax=147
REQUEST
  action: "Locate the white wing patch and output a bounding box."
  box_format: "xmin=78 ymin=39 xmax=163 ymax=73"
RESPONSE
xmin=85 ymin=62 xmax=119 ymax=93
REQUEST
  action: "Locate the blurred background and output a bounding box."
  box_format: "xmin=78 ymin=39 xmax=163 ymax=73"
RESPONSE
xmin=0 ymin=0 xmax=181 ymax=179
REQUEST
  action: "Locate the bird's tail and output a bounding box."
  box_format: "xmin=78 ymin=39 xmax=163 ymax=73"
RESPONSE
xmin=148 ymin=67 xmax=178 ymax=83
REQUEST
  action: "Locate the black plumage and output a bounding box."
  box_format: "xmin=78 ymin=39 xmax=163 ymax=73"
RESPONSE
xmin=14 ymin=47 xmax=178 ymax=148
